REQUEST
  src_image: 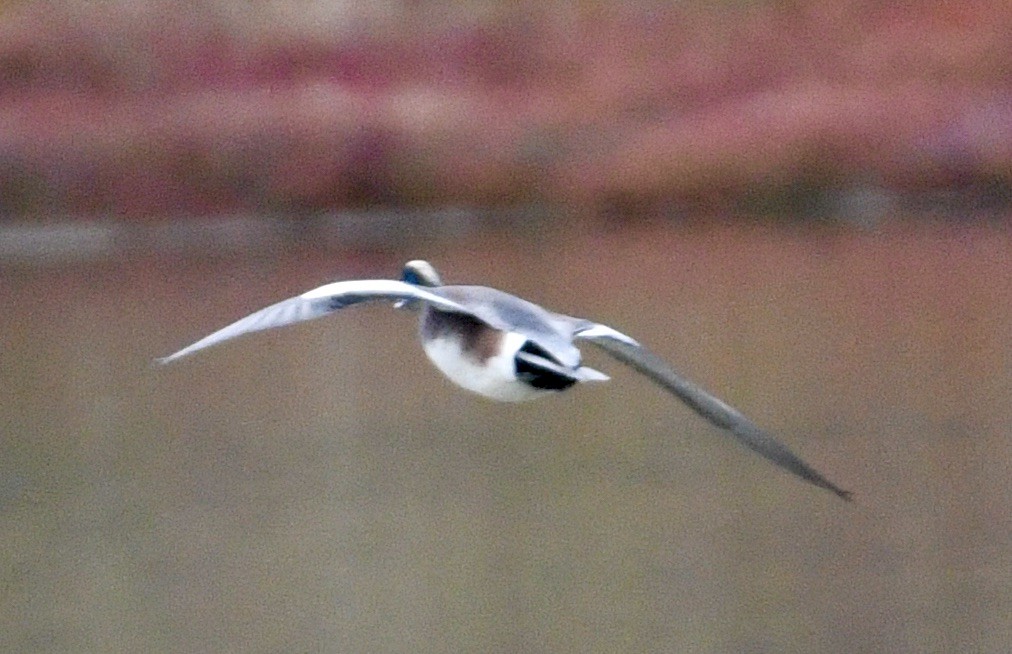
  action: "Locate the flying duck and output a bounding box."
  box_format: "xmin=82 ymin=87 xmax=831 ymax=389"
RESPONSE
xmin=159 ymin=260 xmax=851 ymax=500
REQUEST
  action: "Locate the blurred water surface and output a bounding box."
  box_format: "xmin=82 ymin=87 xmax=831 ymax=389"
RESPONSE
xmin=1 ymin=223 xmax=1009 ymax=653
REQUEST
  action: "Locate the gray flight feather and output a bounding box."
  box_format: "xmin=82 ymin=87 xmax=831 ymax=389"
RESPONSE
xmin=158 ymin=279 xmax=468 ymax=364
xmin=574 ymin=323 xmax=852 ymax=500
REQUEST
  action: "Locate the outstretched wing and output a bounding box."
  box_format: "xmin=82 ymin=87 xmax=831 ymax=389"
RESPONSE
xmin=574 ymin=322 xmax=852 ymax=500
xmin=158 ymin=279 xmax=468 ymax=364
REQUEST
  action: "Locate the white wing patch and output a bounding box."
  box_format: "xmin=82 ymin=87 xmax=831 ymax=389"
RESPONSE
xmin=574 ymin=322 xmax=640 ymax=346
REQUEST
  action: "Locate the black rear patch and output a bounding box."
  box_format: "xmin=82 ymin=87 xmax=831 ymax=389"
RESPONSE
xmin=515 ymin=341 xmax=578 ymax=391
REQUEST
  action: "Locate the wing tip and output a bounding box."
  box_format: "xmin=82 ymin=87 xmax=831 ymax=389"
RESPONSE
xmin=154 ymin=352 xmax=184 ymax=366
xmin=816 ymin=480 xmax=852 ymax=502
xmin=833 ymin=487 xmax=854 ymax=502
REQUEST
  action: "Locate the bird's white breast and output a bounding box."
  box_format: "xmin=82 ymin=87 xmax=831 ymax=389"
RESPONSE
xmin=421 ymin=331 xmax=545 ymax=402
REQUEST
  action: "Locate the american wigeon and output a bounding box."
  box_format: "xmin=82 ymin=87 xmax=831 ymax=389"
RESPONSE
xmin=160 ymin=260 xmax=851 ymax=500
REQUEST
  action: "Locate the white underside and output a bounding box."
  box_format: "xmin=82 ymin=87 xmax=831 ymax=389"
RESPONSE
xmin=422 ymin=331 xmax=547 ymax=402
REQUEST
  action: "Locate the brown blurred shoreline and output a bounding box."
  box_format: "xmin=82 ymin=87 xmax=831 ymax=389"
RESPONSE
xmin=2 ymin=1 xmax=1009 ymax=221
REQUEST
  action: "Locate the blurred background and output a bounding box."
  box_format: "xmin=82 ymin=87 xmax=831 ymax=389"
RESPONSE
xmin=1 ymin=1 xmax=1010 ymax=653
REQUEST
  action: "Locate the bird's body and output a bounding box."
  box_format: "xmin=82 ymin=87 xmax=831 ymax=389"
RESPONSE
xmin=160 ymin=260 xmax=851 ymax=500
xmin=421 ymin=324 xmax=536 ymax=401
xmin=416 ymin=284 xmax=609 ymax=401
